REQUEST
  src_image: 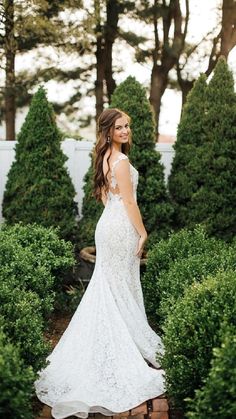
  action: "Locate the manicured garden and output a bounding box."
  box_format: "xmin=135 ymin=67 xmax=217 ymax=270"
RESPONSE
xmin=0 ymin=58 xmax=236 ymax=418
xmin=0 ymin=223 xmax=75 ymax=418
xmin=142 ymin=226 xmax=236 ymax=417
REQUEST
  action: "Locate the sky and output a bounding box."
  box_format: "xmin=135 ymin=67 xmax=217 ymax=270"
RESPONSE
xmin=1 ymin=0 xmax=236 ymax=140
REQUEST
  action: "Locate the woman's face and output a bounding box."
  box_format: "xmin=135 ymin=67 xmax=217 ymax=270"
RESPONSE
xmin=111 ymin=115 xmax=130 ymax=145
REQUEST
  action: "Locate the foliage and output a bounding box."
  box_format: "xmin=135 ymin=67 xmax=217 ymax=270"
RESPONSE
xmin=77 ymin=158 xmax=103 ymax=249
xmin=0 ymin=321 xmax=35 ymax=419
xmin=0 ymin=223 xmax=75 ymax=317
xmin=158 ymin=240 xmax=235 ymax=323
xmin=1 ymin=222 xmax=75 ymax=280
xmin=0 ymin=0 xmax=84 ymax=124
xmin=79 ymin=76 xmax=173 ymax=249
xmin=142 ymin=226 xmax=217 ymax=325
xmin=168 ymin=74 xmax=207 ymax=229
xmin=2 ymin=87 xmax=78 ymax=241
xmin=161 ymin=270 xmax=236 ymax=410
xmin=0 ymin=223 xmax=76 ymax=372
xmin=0 ymin=281 xmax=50 ymax=371
xmin=111 ymin=76 xmax=173 ymax=239
xmin=56 ymin=281 xmax=86 ymax=314
xmin=190 ymin=58 xmax=236 ymax=240
xmin=186 ymin=325 xmax=236 ymax=419
xmin=169 ymin=58 xmax=236 ymax=240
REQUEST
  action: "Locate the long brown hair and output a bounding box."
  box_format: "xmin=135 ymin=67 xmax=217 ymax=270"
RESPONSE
xmin=93 ymin=108 xmax=131 ymax=201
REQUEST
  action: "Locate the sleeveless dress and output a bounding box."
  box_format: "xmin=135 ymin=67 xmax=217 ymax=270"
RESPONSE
xmin=34 ymin=153 xmax=165 ymax=419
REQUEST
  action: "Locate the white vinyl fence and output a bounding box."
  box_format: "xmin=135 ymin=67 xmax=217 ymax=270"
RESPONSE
xmin=0 ymin=139 xmax=174 ymax=223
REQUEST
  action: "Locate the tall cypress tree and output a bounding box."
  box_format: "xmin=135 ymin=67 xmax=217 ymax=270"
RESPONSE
xmin=168 ymin=74 xmax=207 ymax=228
xmin=78 ymin=76 xmax=173 ymax=249
xmin=77 ymin=157 xmax=103 ymax=249
xmin=2 ymin=87 xmax=78 ymax=241
xmin=110 ymin=76 xmax=173 ymax=241
xmin=191 ymin=58 xmax=236 ymax=240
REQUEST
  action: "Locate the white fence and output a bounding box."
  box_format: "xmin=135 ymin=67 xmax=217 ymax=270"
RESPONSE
xmin=0 ymin=139 xmax=174 ymax=222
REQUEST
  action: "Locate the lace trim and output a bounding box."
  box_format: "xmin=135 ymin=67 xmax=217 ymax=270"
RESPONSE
xmin=110 ymin=155 xmax=129 ymax=189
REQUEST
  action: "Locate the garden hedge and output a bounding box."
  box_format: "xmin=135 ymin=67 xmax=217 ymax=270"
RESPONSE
xmin=78 ymin=76 xmax=173 ymax=249
xmin=169 ymin=58 xmax=236 ymax=240
xmin=186 ymin=325 xmax=236 ymax=419
xmin=142 ymin=226 xmax=225 ymax=326
xmin=161 ymin=270 xmax=236 ymax=410
xmin=190 ymin=58 xmax=236 ymax=240
xmin=2 ymin=87 xmax=78 ymax=241
xmin=0 ymin=280 xmax=49 ymax=371
xmin=0 ymin=223 xmax=75 ymax=317
xmin=0 ymin=319 xmax=35 ymax=419
xmin=168 ymin=74 xmax=207 ymax=229
xmin=158 ymin=241 xmax=235 ymax=323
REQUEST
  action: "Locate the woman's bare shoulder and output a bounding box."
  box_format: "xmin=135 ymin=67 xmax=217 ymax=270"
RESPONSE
xmin=103 ymin=151 xmax=127 ymax=166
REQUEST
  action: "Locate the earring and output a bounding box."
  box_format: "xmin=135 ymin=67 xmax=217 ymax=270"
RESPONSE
xmin=107 ymin=136 xmax=111 ymax=143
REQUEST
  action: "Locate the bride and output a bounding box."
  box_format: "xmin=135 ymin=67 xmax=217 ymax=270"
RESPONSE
xmin=35 ymin=108 xmax=165 ymax=419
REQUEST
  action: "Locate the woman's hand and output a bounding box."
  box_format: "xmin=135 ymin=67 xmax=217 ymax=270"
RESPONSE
xmin=136 ymin=233 xmax=148 ymax=258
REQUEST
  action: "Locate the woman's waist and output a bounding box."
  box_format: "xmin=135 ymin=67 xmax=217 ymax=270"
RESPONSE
xmin=106 ymin=192 xmax=137 ymax=206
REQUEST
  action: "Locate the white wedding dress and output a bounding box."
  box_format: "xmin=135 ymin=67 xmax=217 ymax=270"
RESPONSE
xmin=35 ymin=153 xmax=165 ymax=419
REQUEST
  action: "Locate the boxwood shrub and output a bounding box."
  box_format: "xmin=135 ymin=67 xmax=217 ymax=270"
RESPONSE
xmin=0 ymin=222 xmax=75 ymax=281
xmin=0 ymin=223 xmax=75 ymax=317
xmin=142 ymin=226 xmax=225 ymax=326
xmin=158 ymin=242 xmax=235 ymax=323
xmin=0 ymin=279 xmax=50 ymax=371
xmin=0 ymin=319 xmax=35 ymax=419
xmin=186 ymin=325 xmax=236 ymax=419
xmin=161 ymin=270 xmax=236 ymax=410
xmin=0 ymin=240 xmax=55 ymax=317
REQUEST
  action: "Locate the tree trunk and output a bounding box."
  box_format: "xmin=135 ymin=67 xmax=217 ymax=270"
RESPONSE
xmin=104 ymin=0 xmax=119 ymax=103
xmin=94 ymin=0 xmax=105 ymax=121
xmin=150 ymin=0 xmax=188 ymax=133
xmin=95 ymin=31 xmax=105 ymax=121
xmin=150 ymin=65 xmax=168 ymax=134
xmin=4 ymin=0 xmax=15 ymax=141
xmin=220 ymin=0 xmax=236 ymax=59
xmin=177 ymin=63 xmax=194 ymax=108
xmin=178 ymin=0 xmax=236 ymax=113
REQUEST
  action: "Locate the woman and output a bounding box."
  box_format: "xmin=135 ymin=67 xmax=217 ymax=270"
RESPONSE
xmin=35 ymin=108 xmax=165 ymax=419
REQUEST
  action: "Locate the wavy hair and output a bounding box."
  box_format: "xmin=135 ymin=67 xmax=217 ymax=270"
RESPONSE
xmin=93 ymin=108 xmax=131 ymax=201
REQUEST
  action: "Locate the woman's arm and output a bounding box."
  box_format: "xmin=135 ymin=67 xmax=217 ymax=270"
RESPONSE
xmin=114 ymin=159 xmax=147 ymax=241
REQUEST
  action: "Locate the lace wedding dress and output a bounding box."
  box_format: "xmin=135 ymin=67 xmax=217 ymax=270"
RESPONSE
xmin=35 ymin=153 xmax=165 ymax=419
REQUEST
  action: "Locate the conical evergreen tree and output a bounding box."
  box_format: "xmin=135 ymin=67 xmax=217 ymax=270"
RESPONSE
xmin=2 ymin=87 xmax=78 ymax=241
xmin=191 ymin=58 xmax=236 ymax=240
xmin=78 ymin=76 xmax=173 ymax=249
xmin=110 ymin=76 xmax=173 ymax=242
xmin=168 ymin=74 xmax=207 ymax=228
xmin=77 ymin=157 xmax=103 ymax=249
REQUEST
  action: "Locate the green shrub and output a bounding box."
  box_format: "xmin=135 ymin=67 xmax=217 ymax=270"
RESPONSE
xmin=2 ymin=87 xmax=78 ymax=241
xmin=77 ymin=162 xmax=103 ymax=249
xmin=169 ymin=59 xmax=236 ymax=241
xmin=168 ymin=74 xmax=207 ymax=229
xmin=0 ymin=239 xmax=55 ymax=317
xmin=161 ymin=270 xmax=236 ymax=410
xmin=142 ymin=226 xmax=218 ymax=325
xmin=0 ymin=281 xmax=50 ymax=370
xmin=158 ymin=241 xmax=235 ymax=322
xmin=1 ymin=223 xmax=75 ymax=272
xmin=0 ymin=223 xmax=75 ymax=316
xmin=111 ymin=76 xmax=173 ymax=239
xmin=186 ymin=326 xmax=236 ymax=419
xmin=0 ymin=321 xmax=35 ymax=419
xmin=79 ymin=76 xmax=173 ymax=249
xmin=189 ymin=59 xmax=236 ymax=240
